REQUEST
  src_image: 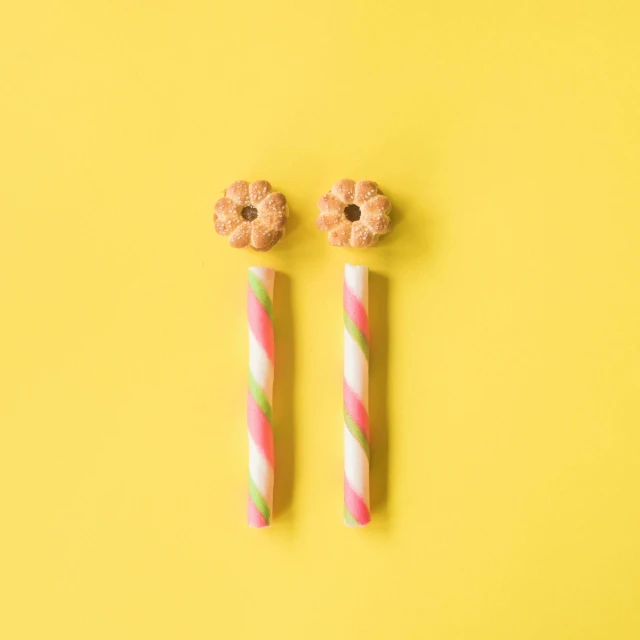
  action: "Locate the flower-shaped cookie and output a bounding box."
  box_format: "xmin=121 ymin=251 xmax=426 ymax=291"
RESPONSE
xmin=316 ymin=179 xmax=392 ymax=248
xmin=214 ymin=180 xmax=288 ymax=251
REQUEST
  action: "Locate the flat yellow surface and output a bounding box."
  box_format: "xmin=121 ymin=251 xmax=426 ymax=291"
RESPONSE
xmin=1 ymin=1 xmax=639 ymax=638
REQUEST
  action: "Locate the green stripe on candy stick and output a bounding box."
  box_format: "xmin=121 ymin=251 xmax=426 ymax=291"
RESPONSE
xmin=248 ymin=271 xmax=274 ymax=321
xmin=248 ymin=475 xmax=271 ymax=524
xmin=248 ymin=370 xmax=273 ymax=425
xmin=344 ymin=504 xmax=359 ymax=526
xmin=344 ymin=408 xmax=370 ymax=460
xmin=344 ymin=312 xmax=369 ymax=361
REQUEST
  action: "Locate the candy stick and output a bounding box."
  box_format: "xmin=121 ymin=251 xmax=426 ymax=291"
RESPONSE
xmin=343 ymin=264 xmax=371 ymax=526
xmin=247 ymin=267 xmax=275 ymax=528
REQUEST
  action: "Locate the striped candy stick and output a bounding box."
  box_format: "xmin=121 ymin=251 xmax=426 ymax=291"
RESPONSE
xmin=247 ymin=267 xmax=275 ymax=528
xmin=343 ymin=264 xmax=371 ymax=526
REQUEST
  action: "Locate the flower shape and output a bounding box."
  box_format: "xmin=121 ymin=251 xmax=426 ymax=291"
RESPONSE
xmin=214 ymin=180 xmax=288 ymax=251
xmin=316 ymin=179 xmax=392 ymax=248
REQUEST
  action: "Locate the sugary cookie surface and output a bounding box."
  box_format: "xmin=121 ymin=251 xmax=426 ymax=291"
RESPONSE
xmin=214 ymin=180 xmax=288 ymax=251
xmin=316 ymin=179 xmax=392 ymax=248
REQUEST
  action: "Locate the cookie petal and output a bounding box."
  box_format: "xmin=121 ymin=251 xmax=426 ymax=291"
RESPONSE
xmin=350 ymin=220 xmax=376 ymax=248
xmin=331 ymin=179 xmax=356 ymax=204
xmin=215 ymin=197 xmax=241 ymax=218
xmin=260 ymin=191 xmax=287 ymax=216
xmin=214 ymin=211 xmax=243 ymax=236
xmin=328 ymin=221 xmax=352 ymax=247
xmin=249 ymin=180 xmax=271 ymax=205
xmin=363 ymin=212 xmax=391 ymax=235
xmin=354 ymin=180 xmax=379 ymax=206
xmin=316 ymin=211 xmax=343 ymax=231
xmin=251 ymin=219 xmax=279 ymax=251
xmin=361 ymin=194 xmax=391 ymax=217
xmin=228 ymin=221 xmax=251 ymax=248
xmin=225 ymin=180 xmax=250 ymax=206
xmin=318 ymin=193 xmax=344 ymax=216
xmin=261 ymin=210 xmax=287 ymax=230
xmin=256 ymin=192 xmax=288 ymax=231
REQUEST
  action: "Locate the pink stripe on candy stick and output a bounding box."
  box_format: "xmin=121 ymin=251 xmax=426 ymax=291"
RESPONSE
xmin=344 ymin=476 xmax=371 ymax=526
xmin=343 ymin=381 xmax=370 ymax=441
xmin=247 ymin=393 xmax=274 ymax=467
xmin=248 ymin=498 xmax=269 ymax=528
xmin=247 ymin=289 xmax=274 ymax=362
xmin=344 ymin=283 xmax=370 ymax=340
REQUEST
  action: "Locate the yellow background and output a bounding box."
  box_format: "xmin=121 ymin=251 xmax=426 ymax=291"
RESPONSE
xmin=1 ymin=1 xmax=639 ymax=638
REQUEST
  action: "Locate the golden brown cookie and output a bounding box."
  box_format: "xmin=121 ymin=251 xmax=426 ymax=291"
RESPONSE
xmin=316 ymin=180 xmax=391 ymax=248
xmin=214 ymin=180 xmax=288 ymax=251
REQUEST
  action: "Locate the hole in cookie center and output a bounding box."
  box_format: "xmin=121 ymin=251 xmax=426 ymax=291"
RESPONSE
xmin=344 ymin=204 xmax=361 ymax=222
xmin=241 ymin=206 xmax=258 ymax=222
